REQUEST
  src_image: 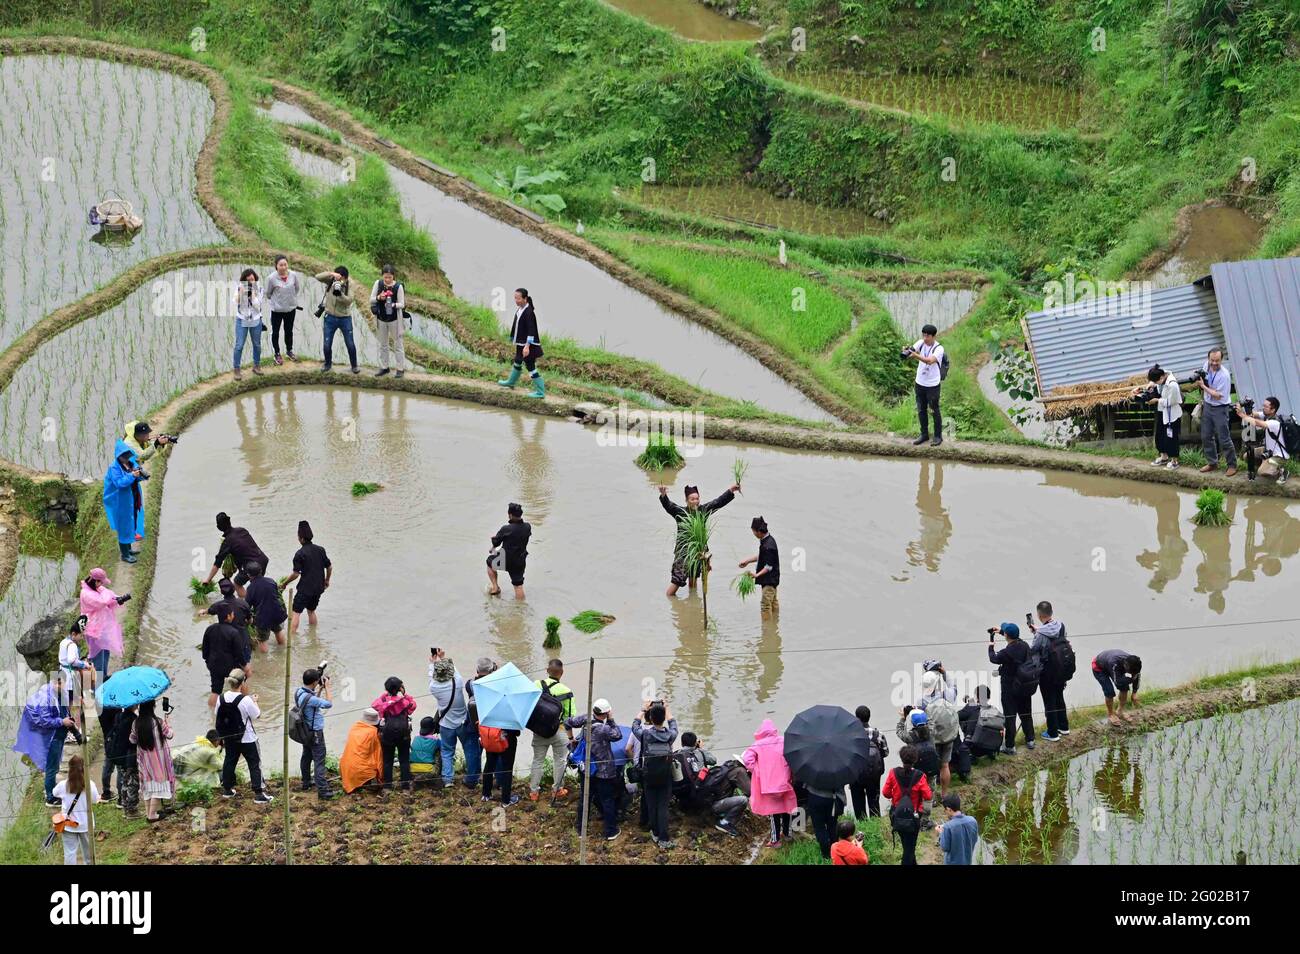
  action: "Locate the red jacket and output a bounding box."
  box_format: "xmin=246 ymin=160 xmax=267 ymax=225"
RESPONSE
xmin=371 ymin=692 xmax=417 ymax=719
xmin=882 ymin=766 xmax=932 ymax=811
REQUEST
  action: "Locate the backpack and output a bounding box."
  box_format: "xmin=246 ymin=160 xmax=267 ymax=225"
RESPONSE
xmin=889 ymin=768 xmax=922 ymax=836
xmin=289 ymin=689 xmax=315 ymax=746
xmin=641 ymin=735 xmax=675 ymax=786
xmin=214 ymin=692 xmax=246 ymax=745
xmin=380 ymin=705 xmax=412 ymax=746
xmin=926 ymin=696 xmax=960 ymax=744
xmin=1043 ymin=625 xmax=1077 ymax=683
xmin=938 ymin=350 xmax=950 ymax=381
xmin=526 ymin=679 xmax=567 ymax=738
xmin=949 ymin=736 xmax=972 ymax=780
xmin=478 ymin=725 xmax=509 ymax=753
xmin=1274 ymin=414 xmax=1300 ymax=457
xmin=1013 ymin=650 xmax=1043 ymax=697
xmin=913 ymin=738 xmax=941 ymax=779
xmin=370 ymin=281 xmax=405 ymax=322
xmin=862 ymin=729 xmax=885 ymax=777
xmin=972 ymin=706 xmax=1005 ymax=753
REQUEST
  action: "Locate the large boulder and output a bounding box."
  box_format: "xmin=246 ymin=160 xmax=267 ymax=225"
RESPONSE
xmin=16 ymin=597 xmax=79 ymax=672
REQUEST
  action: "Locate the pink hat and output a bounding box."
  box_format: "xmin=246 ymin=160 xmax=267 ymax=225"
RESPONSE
xmin=89 ymin=568 xmax=110 ymax=585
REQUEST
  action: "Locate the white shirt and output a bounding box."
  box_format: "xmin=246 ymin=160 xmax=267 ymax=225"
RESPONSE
xmin=221 ymin=691 xmax=261 ymax=743
xmin=1263 ymin=419 xmax=1290 ymax=460
xmin=1200 ymin=362 xmax=1231 ymax=406
xmin=1156 ymin=378 xmax=1183 ymax=426
xmin=234 ymin=283 xmax=264 ymax=328
xmin=914 ymin=340 xmax=945 ymax=387
xmin=52 ymin=781 xmax=99 ymax=831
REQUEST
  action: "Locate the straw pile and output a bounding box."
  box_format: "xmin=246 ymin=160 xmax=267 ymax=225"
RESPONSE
xmin=1040 ymin=373 xmax=1150 ymax=419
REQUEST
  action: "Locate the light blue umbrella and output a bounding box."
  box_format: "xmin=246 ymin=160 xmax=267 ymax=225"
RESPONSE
xmin=97 ymin=666 xmax=171 ymax=708
xmin=474 ymin=662 xmax=541 ymax=731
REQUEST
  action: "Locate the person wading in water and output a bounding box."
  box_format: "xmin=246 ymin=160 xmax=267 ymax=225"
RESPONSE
xmin=487 ymin=502 xmax=532 ymax=599
xmin=496 ymin=288 xmax=545 ymax=399
xmin=658 ymin=483 xmax=739 ymax=597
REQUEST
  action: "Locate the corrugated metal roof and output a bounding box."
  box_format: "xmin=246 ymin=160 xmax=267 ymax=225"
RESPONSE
xmin=1209 ymin=258 xmax=1300 ymax=417
xmin=1025 ymin=281 xmax=1224 ymax=393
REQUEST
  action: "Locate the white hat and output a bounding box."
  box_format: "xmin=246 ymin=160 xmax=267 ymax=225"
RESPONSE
xmin=592 ymin=698 xmax=611 ymax=714
xmin=362 ymin=707 xmax=380 ymax=725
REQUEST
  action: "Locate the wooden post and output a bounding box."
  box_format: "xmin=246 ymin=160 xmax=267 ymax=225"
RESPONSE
xmin=283 ymin=618 xmax=293 ymax=865
xmin=578 ymin=656 xmax=594 ymax=865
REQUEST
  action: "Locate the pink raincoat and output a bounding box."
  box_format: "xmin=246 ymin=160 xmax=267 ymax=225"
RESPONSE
xmin=742 ymin=718 xmax=797 ymax=816
xmin=80 ymin=581 xmax=123 ymax=658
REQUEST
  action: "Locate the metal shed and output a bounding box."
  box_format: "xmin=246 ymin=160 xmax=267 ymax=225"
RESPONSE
xmin=1208 ymin=258 xmax=1300 ymax=417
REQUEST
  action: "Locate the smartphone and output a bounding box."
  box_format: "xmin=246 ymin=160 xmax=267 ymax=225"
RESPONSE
xmin=1025 ymin=612 xmax=1033 ymax=624
xmin=161 ymin=696 xmax=172 ymax=713
xmin=430 ymin=646 xmax=439 ymax=658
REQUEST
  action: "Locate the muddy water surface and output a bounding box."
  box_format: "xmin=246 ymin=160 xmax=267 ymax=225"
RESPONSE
xmin=973 ymin=698 xmax=1300 ymax=864
xmin=141 ymin=388 xmax=1300 ymax=765
xmin=602 ymin=0 xmax=764 ymax=41
xmin=386 ymin=165 xmax=834 ymax=420
xmin=0 ymin=56 xmax=225 ymax=351
xmin=1151 ymin=205 xmax=1262 ymax=288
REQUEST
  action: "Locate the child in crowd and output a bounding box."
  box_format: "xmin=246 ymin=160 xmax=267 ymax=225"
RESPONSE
xmin=830 ymin=817 xmax=869 ymax=865
xmin=411 ymin=716 xmax=442 ymax=785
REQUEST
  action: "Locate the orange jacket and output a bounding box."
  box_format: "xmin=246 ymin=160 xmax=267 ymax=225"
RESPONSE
xmin=340 ymin=721 xmax=383 ymax=793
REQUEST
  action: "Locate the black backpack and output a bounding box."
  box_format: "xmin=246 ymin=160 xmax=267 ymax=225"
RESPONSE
xmin=863 ymin=729 xmax=885 ymax=777
xmin=380 ymin=707 xmax=412 ymax=745
xmin=1275 ymin=414 xmax=1300 ymax=457
xmin=949 ymin=735 xmax=972 ymax=781
xmin=914 ymin=738 xmax=941 ymax=779
xmin=1044 ymin=625 xmax=1077 ymax=683
xmin=1013 ymin=650 xmax=1043 ymax=696
xmin=214 ymin=692 xmax=246 ymax=745
xmin=526 ymin=680 xmax=567 ymax=738
xmin=889 ymin=768 xmax=922 ymax=836
xmin=641 ymin=736 xmax=675 ymax=786
xmin=289 ymin=688 xmax=315 ymax=746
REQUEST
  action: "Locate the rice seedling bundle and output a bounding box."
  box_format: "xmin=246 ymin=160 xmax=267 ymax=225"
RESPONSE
xmin=732 ymin=457 xmax=748 ymax=489
xmin=1192 ymin=489 xmax=1231 ymax=526
xmin=570 ymin=610 xmax=615 ymax=633
xmin=351 ymin=481 xmax=383 ymax=497
xmin=189 ymin=577 xmax=217 ymax=605
xmin=543 ymin=615 xmax=562 ymax=648
xmin=733 ymin=572 xmax=756 ymax=600
xmin=634 ymin=432 xmax=684 ymax=471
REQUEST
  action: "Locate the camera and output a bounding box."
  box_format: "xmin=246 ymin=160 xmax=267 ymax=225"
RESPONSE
xmin=331 ymin=281 xmax=344 ymax=295
xmin=900 ymin=346 xmax=916 ymax=359
xmin=67 ymin=723 xmax=85 ymax=745
xmin=157 ymin=433 xmax=180 ymax=445
xmin=987 ymin=626 xmax=999 ymax=637
xmin=1136 ymin=385 xmax=1159 ymax=403
xmin=1193 ymin=369 xmax=1208 ymax=384
xmin=1240 ymin=397 xmax=1255 ymax=416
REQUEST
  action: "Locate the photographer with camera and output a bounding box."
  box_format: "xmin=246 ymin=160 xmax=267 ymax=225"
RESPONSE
xmin=232 ymin=267 xmax=265 ymax=380
xmin=565 ymin=699 xmax=624 ymax=841
xmin=1195 ymin=348 xmax=1237 ymax=475
xmin=987 ymin=622 xmax=1036 ymax=755
xmin=121 ymin=421 xmax=175 ymax=544
xmin=294 ymin=666 xmax=334 ymax=799
xmin=79 ymin=567 xmax=130 ymax=682
xmin=1236 ymin=396 xmax=1291 ymax=485
xmin=315 ymin=265 xmax=361 ymax=374
xmin=102 ymin=440 xmax=149 ymax=564
xmin=130 ymin=697 xmax=175 ymax=822
xmin=16 ymin=674 xmax=81 ymax=807
xmin=266 ymin=254 xmax=302 ymax=365
xmin=217 ymin=670 xmax=273 ymax=804
xmin=369 ymin=263 xmax=407 ymax=378
xmin=632 ymin=699 xmax=679 ymax=849
xmin=1132 ymin=364 xmax=1183 ymax=469
xmin=903 ymin=323 xmax=946 ymax=447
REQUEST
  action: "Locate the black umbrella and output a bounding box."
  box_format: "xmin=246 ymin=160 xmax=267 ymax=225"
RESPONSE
xmin=784 ymin=705 xmax=871 ymax=790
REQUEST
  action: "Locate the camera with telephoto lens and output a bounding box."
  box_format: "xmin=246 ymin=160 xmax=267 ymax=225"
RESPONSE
xmin=157 ymin=433 xmax=180 ymax=445
xmin=331 ymin=280 xmax=344 ymax=295
xmin=900 ymin=346 xmax=916 ymax=359
xmin=1136 ymin=384 xmax=1160 ymax=402
xmin=1240 ymin=397 xmax=1255 ymax=416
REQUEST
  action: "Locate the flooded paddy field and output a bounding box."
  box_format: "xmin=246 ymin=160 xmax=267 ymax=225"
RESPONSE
xmin=141 ymin=387 xmax=1300 ymax=758
xmin=973 ymin=698 xmax=1300 ymax=864
xmin=0 ymin=56 xmax=225 ymax=351
xmin=639 ymin=183 xmax=884 ymax=238
xmin=0 ymin=264 xmax=385 ymax=478
xmin=602 ymin=0 xmax=764 ymax=41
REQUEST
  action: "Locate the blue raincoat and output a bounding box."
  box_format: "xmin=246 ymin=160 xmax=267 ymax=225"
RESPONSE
xmin=13 ymin=681 xmax=62 ymax=767
xmin=102 ymin=439 xmax=143 ymax=545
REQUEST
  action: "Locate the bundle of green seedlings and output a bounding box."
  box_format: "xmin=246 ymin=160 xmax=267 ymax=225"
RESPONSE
xmin=189 ymin=578 xmax=217 ymax=605
xmin=1192 ymin=488 xmax=1231 ymax=526
xmin=351 ymin=481 xmax=383 ymax=497
xmin=570 ymin=610 xmax=616 ymax=633
xmin=634 ymin=432 xmax=684 ymax=471
xmin=733 ymin=457 xmax=749 ymax=489
xmin=543 ymin=615 xmax=562 ymax=649
xmin=733 ymin=572 xmax=756 ymax=600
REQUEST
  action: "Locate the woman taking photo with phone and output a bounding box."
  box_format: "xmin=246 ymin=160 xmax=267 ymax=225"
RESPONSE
xmin=130 ymin=698 xmax=175 ymax=822
xmin=233 ymin=267 xmax=264 ymax=380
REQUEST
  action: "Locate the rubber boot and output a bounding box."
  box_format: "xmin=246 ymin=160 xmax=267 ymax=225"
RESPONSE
xmin=497 ymin=363 xmax=522 ymax=389
xmin=528 ymin=372 xmax=545 ymax=399
xmin=119 ymin=543 xmax=137 ymax=564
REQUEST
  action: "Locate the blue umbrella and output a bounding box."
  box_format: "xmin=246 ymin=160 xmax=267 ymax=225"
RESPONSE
xmin=473 ymin=662 xmax=541 ymax=731
xmin=97 ymin=666 xmax=171 ymax=708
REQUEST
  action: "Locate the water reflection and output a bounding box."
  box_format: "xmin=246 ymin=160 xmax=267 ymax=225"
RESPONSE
xmin=1093 ymin=743 xmax=1144 ymax=820
xmin=903 ymin=461 xmax=951 ymax=575
xmin=1043 ymin=471 xmax=1300 ymax=612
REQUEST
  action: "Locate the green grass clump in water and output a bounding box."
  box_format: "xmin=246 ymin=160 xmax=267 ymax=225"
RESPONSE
xmin=635 ymin=433 xmax=685 ymax=471
xmin=189 ymin=577 xmax=217 ymax=605
xmin=570 ymin=610 xmax=615 ymax=633
xmin=351 ymin=481 xmax=383 ymax=497
xmin=1193 ymin=488 xmax=1231 ymax=526
xmin=543 ymin=615 xmax=562 ymax=649
xmin=733 ymin=572 xmax=756 ymax=600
